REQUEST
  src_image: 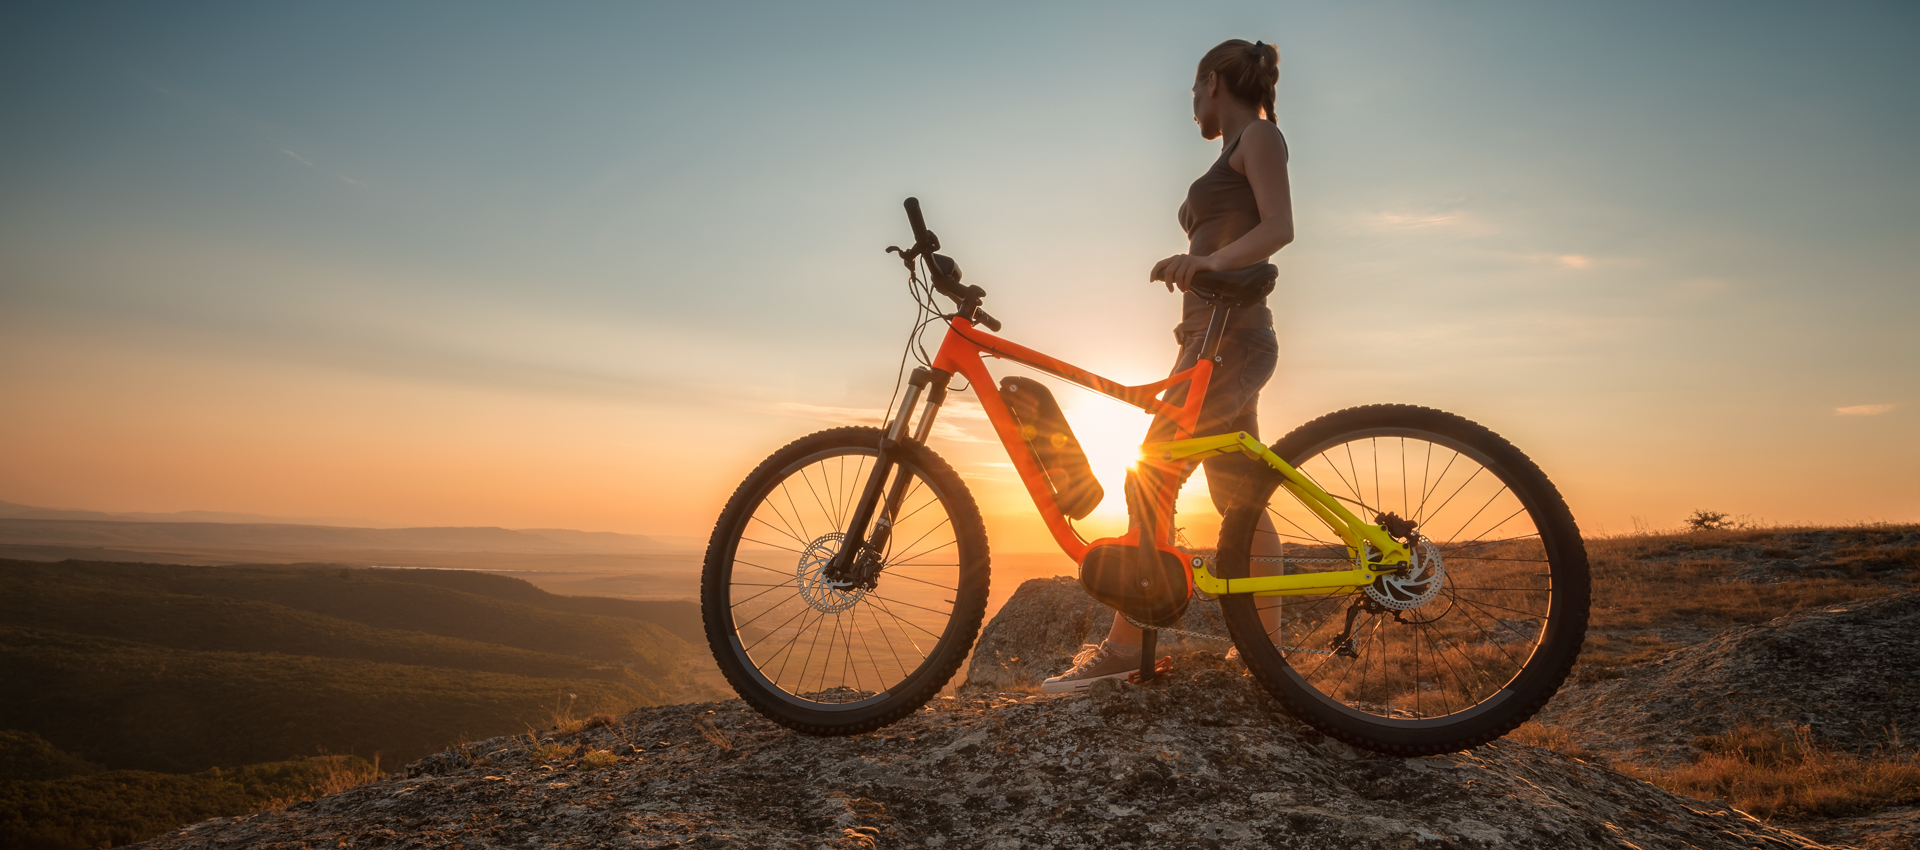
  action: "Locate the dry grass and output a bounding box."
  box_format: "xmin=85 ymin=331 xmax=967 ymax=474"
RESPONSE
xmin=1508 ymin=720 xmax=1597 ymax=762
xmin=545 ymin=691 xmax=589 ymax=734
xmin=578 ymin=749 xmax=620 ymax=769
xmin=1621 ymin=724 xmax=1920 ymax=819
xmin=517 ymin=730 xmax=577 ymax=763
xmin=694 ymin=718 xmax=733 ymax=751
xmin=260 ymin=754 xmax=385 ymax=810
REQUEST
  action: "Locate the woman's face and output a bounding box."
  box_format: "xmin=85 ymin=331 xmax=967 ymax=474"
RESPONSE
xmin=1191 ymin=71 xmax=1223 ymax=140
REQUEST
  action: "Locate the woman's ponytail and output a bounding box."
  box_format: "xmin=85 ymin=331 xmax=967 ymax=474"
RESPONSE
xmin=1198 ymin=38 xmax=1281 ymax=123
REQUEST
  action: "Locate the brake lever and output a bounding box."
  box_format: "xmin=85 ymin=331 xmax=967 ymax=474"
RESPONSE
xmin=885 ymin=245 xmax=918 ymax=272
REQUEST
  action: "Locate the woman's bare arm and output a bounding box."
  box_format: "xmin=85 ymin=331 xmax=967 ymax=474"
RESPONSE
xmin=1151 ymin=121 xmax=1294 ymax=290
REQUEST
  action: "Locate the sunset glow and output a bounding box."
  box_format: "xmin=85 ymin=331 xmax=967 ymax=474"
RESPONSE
xmin=1 ymin=3 xmax=1916 ymax=549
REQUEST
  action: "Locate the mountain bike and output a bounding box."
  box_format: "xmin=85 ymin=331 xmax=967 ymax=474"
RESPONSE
xmin=701 ymin=198 xmax=1589 ymax=755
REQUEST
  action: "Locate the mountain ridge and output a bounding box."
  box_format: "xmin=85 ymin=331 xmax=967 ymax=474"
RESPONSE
xmin=0 ymin=517 xmax=695 ymax=555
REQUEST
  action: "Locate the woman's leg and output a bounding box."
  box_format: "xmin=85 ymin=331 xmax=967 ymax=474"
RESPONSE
xmin=1104 ymin=326 xmax=1278 ymax=647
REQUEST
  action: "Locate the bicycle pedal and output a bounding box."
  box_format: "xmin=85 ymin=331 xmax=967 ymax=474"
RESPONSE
xmin=1126 ymin=656 xmax=1175 ymax=684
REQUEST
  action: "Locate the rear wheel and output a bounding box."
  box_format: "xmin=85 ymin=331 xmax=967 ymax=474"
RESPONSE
xmin=1215 ymin=405 xmax=1588 ymax=755
xmin=701 ymin=427 xmax=990 ymax=735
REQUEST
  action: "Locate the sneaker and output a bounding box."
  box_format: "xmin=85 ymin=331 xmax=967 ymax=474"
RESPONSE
xmin=1040 ymin=640 xmax=1143 ymax=694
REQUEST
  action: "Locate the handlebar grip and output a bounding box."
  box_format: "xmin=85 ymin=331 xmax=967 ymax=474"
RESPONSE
xmin=904 ymin=197 xmax=930 ymax=245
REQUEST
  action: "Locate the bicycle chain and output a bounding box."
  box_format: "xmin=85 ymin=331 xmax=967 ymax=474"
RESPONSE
xmin=1113 ymin=553 xmax=1353 ymax=656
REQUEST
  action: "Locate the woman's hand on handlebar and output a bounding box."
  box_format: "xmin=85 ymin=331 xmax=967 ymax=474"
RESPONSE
xmin=1151 ymin=252 xmax=1216 ymax=292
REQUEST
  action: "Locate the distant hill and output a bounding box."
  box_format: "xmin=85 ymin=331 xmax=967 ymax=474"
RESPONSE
xmin=0 ymin=499 xmax=395 ymax=528
xmin=0 ymin=559 xmax=711 ymax=775
xmin=0 ymin=500 xmax=705 ymax=558
xmin=0 ymin=517 xmax=686 ymax=555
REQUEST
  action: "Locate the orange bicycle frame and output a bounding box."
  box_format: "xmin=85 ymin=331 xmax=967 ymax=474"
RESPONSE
xmin=922 ymin=316 xmax=1210 ymax=563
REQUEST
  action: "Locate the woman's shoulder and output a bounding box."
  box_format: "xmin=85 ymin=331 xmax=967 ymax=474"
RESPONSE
xmin=1230 ymin=121 xmax=1289 ymax=171
xmin=1239 ymin=121 xmax=1287 ymax=156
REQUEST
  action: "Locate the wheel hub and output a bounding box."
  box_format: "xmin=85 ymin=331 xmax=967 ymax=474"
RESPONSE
xmin=797 ymin=533 xmax=868 ymax=613
xmin=1364 ymin=534 xmax=1445 ymax=611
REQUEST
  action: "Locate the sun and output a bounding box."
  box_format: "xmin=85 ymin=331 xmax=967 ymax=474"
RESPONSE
xmin=1059 ymin=397 xmax=1225 ymax=546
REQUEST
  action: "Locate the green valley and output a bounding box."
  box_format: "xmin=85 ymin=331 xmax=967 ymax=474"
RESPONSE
xmin=0 ymin=558 xmax=710 ymax=848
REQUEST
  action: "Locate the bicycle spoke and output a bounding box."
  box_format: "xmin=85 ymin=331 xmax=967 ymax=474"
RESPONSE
xmin=777 ymin=481 xmax=814 ymax=546
xmin=798 ymin=465 xmax=837 ymax=539
xmin=1371 ymin=438 xmax=1381 ymax=521
xmin=863 ymin=592 xmax=952 ymax=622
xmin=1438 ymin=484 xmax=1511 ymax=546
xmin=877 ymin=570 xmax=957 ymax=592
xmin=1414 ymin=451 xmax=1461 ymax=525
xmin=751 ymin=506 xmax=809 ymax=549
xmin=869 ymin=594 xmax=934 ymax=656
xmin=1438 ymin=532 xmax=1541 ymax=555
xmin=1419 ymin=466 xmax=1486 ymax=533
xmin=731 ymin=556 xmax=794 ymax=577
xmin=728 ymin=579 xmax=800 ymax=610
xmin=862 ymin=597 xmax=911 ymax=684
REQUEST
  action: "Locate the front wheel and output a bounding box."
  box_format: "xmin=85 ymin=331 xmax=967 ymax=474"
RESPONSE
xmin=701 ymin=427 xmax=990 ymax=735
xmin=1216 ymin=405 xmax=1589 ymax=755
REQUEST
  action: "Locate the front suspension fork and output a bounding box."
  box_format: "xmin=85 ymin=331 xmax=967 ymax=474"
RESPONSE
xmin=826 ymin=367 xmax=950 ymax=584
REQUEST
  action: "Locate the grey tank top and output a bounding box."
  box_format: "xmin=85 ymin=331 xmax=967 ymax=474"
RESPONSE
xmin=1174 ymin=126 xmax=1280 ymax=340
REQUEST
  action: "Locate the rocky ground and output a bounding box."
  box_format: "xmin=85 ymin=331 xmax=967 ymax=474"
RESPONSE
xmin=136 ymin=527 xmax=1920 ymax=850
xmin=1537 ymin=590 xmax=1920 ymax=765
xmin=1536 ymin=526 xmax=1920 ymax=850
xmin=139 ymin=652 xmax=1822 ymax=850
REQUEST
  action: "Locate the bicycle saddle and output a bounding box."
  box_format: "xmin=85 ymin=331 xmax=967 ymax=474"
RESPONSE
xmin=1187 ymin=263 xmax=1278 ymax=308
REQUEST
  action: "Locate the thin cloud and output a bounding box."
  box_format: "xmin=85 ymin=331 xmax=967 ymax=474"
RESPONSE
xmin=1376 ymin=212 xmax=1460 ymax=229
xmin=1557 ymin=254 xmax=1594 ymax=269
xmin=1362 ymin=209 xmax=1499 ymax=237
xmin=281 ymin=149 xmax=316 ymax=168
xmin=1835 ymin=404 xmax=1894 ymax=416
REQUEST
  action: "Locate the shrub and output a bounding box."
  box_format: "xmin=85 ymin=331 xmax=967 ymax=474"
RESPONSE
xmin=1686 ymin=510 xmax=1734 ymax=532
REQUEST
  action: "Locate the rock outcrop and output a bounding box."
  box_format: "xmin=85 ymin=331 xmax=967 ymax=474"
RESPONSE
xmin=139 ymin=652 xmax=1826 ymax=849
xmin=1538 ymin=589 xmax=1920 ymax=764
xmin=964 ymin=576 xmax=1233 ymax=691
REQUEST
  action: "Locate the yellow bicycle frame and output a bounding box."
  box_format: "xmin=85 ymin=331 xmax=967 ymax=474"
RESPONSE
xmin=926 ymin=316 xmax=1408 ymax=599
xmin=1142 ymin=431 xmax=1411 ymax=597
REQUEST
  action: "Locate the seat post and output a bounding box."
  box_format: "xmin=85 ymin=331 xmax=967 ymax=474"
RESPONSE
xmin=1197 ymin=303 xmax=1234 ymax=362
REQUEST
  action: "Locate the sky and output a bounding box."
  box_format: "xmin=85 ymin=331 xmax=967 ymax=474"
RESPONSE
xmin=2 ymin=1 xmax=1916 ymax=549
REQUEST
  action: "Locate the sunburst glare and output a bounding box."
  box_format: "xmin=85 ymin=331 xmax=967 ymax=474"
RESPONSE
xmin=1060 ymin=397 xmax=1226 ymax=546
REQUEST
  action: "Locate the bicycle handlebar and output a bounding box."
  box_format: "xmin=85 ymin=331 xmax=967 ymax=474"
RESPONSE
xmin=897 ymin=197 xmax=990 ymax=325
xmin=903 ymin=197 xmax=936 ymax=252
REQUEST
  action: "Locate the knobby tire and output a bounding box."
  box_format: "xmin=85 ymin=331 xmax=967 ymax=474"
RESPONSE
xmin=701 ymin=427 xmax=990 ymax=736
xmin=1214 ymin=404 xmax=1589 ymax=755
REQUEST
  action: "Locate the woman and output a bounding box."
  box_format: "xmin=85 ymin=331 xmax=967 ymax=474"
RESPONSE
xmin=1043 ymin=38 xmax=1292 ymax=693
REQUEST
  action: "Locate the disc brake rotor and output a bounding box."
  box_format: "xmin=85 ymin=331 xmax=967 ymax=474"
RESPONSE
xmin=797 ymin=532 xmax=867 ymax=613
xmin=1363 ymin=534 xmax=1445 ymax=611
